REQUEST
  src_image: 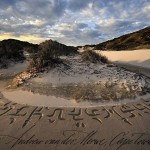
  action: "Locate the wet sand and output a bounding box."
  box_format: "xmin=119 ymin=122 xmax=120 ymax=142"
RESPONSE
xmin=2 ymin=88 xmax=150 ymax=107
xmin=0 ymin=94 xmax=150 ymax=150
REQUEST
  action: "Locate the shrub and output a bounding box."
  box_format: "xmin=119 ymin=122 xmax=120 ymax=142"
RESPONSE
xmin=28 ymin=40 xmax=63 ymax=72
xmin=0 ymin=39 xmax=34 ymax=61
xmin=100 ymin=55 xmax=108 ymax=63
xmin=81 ymin=50 xmax=108 ymax=63
xmin=0 ymin=39 xmax=37 ymax=68
xmin=23 ymin=45 xmax=39 ymax=54
xmin=28 ymin=54 xmax=63 ymax=73
xmin=38 ymin=40 xmax=78 ymax=56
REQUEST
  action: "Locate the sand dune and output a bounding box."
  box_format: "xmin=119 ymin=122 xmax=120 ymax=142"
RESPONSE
xmin=0 ymin=50 xmax=150 ymax=150
xmin=98 ymin=49 xmax=150 ymax=68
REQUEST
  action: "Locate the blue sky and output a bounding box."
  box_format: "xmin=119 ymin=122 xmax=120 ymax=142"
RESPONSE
xmin=0 ymin=0 xmax=150 ymax=46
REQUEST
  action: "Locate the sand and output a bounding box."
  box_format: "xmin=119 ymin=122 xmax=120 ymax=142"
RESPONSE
xmin=0 ymin=50 xmax=150 ymax=149
xmin=98 ymin=49 xmax=150 ymax=68
xmin=2 ymin=89 xmax=150 ymax=107
xmin=0 ymin=62 xmax=27 ymax=76
xmin=0 ymin=94 xmax=150 ymax=150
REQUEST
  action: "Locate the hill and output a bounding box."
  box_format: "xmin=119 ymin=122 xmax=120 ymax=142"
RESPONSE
xmin=81 ymin=26 xmax=150 ymax=51
xmin=0 ymin=39 xmax=38 ymax=58
xmin=0 ymin=39 xmax=38 ymax=68
xmin=0 ymin=39 xmax=78 ymax=68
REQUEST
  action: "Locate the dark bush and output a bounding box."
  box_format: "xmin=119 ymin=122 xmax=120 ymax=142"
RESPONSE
xmin=23 ymin=45 xmax=39 ymax=54
xmin=0 ymin=40 xmax=25 ymax=61
xmin=28 ymin=40 xmax=64 ymax=72
xmin=100 ymin=55 xmax=108 ymax=63
xmin=38 ymin=40 xmax=78 ymax=56
xmin=81 ymin=50 xmax=108 ymax=63
xmin=28 ymin=54 xmax=63 ymax=72
xmin=0 ymin=39 xmax=38 ymax=68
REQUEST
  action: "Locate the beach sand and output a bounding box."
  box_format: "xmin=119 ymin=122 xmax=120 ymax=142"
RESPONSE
xmin=0 ymin=95 xmax=150 ymax=150
xmin=0 ymin=50 xmax=150 ymax=150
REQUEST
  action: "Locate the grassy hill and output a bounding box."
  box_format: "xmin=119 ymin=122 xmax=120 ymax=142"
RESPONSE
xmin=81 ymin=26 xmax=150 ymax=51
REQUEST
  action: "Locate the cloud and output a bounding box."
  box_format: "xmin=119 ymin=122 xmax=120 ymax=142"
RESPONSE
xmin=67 ymin=0 xmax=91 ymax=11
xmin=15 ymin=0 xmax=67 ymax=19
xmin=0 ymin=0 xmax=149 ymax=45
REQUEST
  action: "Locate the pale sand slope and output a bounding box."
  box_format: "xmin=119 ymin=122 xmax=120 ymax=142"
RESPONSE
xmin=0 ymin=62 xmax=27 ymax=77
xmin=0 ymin=95 xmax=150 ymax=150
xmin=97 ymin=49 xmax=150 ymax=68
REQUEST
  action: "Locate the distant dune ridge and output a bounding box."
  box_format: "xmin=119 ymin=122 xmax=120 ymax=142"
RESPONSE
xmin=0 ymin=26 xmax=150 ymax=68
xmin=80 ymin=26 xmax=150 ymax=50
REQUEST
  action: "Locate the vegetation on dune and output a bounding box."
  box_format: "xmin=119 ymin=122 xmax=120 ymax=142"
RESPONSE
xmin=28 ymin=40 xmax=78 ymax=72
xmin=23 ymin=44 xmax=39 ymax=54
xmin=28 ymin=53 xmax=63 ymax=73
xmin=38 ymin=40 xmax=77 ymax=57
xmin=0 ymin=39 xmax=37 ymax=68
xmin=81 ymin=50 xmax=108 ymax=63
xmin=0 ymin=39 xmax=77 ymax=69
xmin=0 ymin=40 xmax=25 ymax=60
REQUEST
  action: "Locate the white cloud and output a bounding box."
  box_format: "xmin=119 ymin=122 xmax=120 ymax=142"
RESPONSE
xmin=143 ymin=5 xmax=150 ymax=12
xmin=0 ymin=0 xmax=149 ymax=45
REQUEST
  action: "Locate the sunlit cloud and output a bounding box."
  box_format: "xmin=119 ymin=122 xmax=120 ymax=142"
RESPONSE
xmin=0 ymin=33 xmax=46 ymax=44
xmin=0 ymin=0 xmax=149 ymax=45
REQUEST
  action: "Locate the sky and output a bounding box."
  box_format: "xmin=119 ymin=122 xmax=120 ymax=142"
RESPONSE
xmin=0 ymin=0 xmax=150 ymax=46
